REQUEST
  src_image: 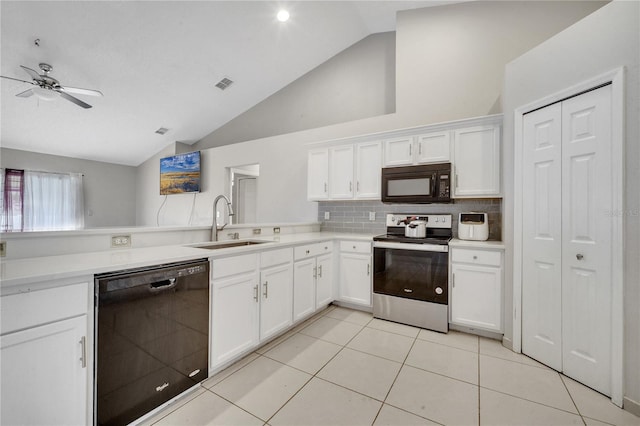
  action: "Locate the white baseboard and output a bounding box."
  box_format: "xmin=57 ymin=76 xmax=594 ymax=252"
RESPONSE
xmin=623 ymin=397 xmax=640 ymax=417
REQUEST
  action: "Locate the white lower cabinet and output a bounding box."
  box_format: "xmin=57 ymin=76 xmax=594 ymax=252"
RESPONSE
xmin=293 ymin=242 xmax=333 ymax=322
xmin=338 ymin=241 xmax=372 ymax=308
xmin=450 ymin=247 xmax=503 ymax=332
xmin=0 ymin=281 xmax=90 ymax=426
xmin=211 ymin=249 xmax=294 ymax=369
xmin=259 ymin=262 xmax=293 ymax=341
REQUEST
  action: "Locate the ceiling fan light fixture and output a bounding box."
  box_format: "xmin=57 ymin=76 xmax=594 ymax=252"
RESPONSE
xmin=33 ymin=86 xmax=58 ymax=101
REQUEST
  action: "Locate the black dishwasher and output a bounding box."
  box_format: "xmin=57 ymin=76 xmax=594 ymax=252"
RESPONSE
xmin=94 ymin=259 xmax=209 ymax=425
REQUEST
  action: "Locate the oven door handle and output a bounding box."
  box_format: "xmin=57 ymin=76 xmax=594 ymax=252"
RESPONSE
xmin=373 ymin=241 xmax=448 ymax=252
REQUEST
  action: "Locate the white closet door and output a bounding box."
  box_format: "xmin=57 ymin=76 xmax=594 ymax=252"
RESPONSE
xmin=522 ymin=102 xmax=563 ymax=371
xmin=561 ymin=85 xmax=612 ymax=395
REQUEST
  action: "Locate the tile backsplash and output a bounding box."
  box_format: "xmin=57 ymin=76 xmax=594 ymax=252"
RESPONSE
xmin=318 ymin=199 xmax=502 ymax=241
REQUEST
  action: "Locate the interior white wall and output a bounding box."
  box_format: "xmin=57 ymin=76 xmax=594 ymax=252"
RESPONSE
xmin=0 ymin=148 xmax=136 ymax=227
xmin=135 ymin=139 xmax=318 ymax=227
xmin=395 ymin=0 xmax=607 ymax=125
xmin=502 ymin=0 xmax=640 ymax=406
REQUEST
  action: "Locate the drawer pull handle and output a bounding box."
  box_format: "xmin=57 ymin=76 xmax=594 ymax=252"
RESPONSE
xmin=318 ymin=265 xmax=323 ymax=278
xmin=367 ymin=263 xmax=370 ymax=276
xmin=79 ymin=336 xmax=87 ymax=368
xmin=253 ymin=285 xmax=259 ymax=302
xmin=263 ymin=281 xmax=269 ymax=298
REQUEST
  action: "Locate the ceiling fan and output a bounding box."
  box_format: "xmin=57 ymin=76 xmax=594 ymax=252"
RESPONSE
xmin=1 ymin=63 xmax=103 ymax=109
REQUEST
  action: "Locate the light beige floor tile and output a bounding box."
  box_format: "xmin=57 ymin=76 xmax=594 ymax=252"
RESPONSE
xmin=406 ymin=339 xmax=479 ymax=384
xmin=202 ymin=352 xmax=260 ymax=388
xmin=562 ymin=376 xmax=640 ymax=425
xmin=583 ymin=417 xmax=618 ymax=426
xmin=480 ymin=355 xmax=577 ymax=413
xmin=386 ymin=365 xmax=478 ymax=425
xmin=211 ymin=356 xmax=311 ymax=421
xmin=317 ymin=348 xmax=401 ymax=401
xmin=374 ymin=404 xmax=438 ymax=425
xmin=153 ymin=390 xmax=263 ymax=425
xmin=298 ymin=316 xmax=363 ymax=345
xmin=255 ymin=329 xmax=297 ymax=355
xmin=367 ymin=318 xmax=421 ymax=338
xmin=479 ymin=337 xmax=549 ymax=369
xmin=480 ymin=387 xmax=583 ymax=425
xmin=417 ymin=328 xmax=479 ymax=352
xmin=324 ymin=306 xmax=373 ymax=326
xmin=263 ymin=333 xmax=342 ymax=374
xmin=347 ymin=327 xmax=415 ymax=362
xmin=138 ymin=387 xmax=206 ymax=425
xmin=269 ymin=377 xmax=381 ymax=426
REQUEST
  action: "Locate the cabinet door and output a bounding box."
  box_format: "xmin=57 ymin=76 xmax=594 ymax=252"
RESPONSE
xmin=453 ymin=125 xmax=501 ymax=197
xmin=450 ymin=264 xmax=502 ymax=332
xmin=307 ymin=149 xmax=329 ymax=200
xmin=416 ymin=131 xmax=450 ymax=164
xmin=211 ymin=272 xmax=259 ymax=367
xmin=315 ymin=254 xmax=334 ymax=309
xmin=383 ymin=136 xmax=414 ymax=166
xmin=329 ymin=145 xmax=354 ymax=199
xmin=293 ymin=259 xmax=316 ymax=322
xmin=260 ymin=263 xmax=293 ymax=341
xmin=355 ymin=141 xmax=382 ymax=199
xmin=339 ymin=253 xmax=371 ymax=307
xmin=1 ymin=315 xmax=88 ymax=426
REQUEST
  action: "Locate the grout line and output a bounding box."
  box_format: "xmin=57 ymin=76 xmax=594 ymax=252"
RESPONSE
xmin=203 ymin=385 xmax=267 ymax=423
xmin=559 ymin=374 xmax=587 ymax=425
xmin=478 ymin=384 xmax=586 ymax=418
xmin=477 ymin=334 xmax=481 ymax=425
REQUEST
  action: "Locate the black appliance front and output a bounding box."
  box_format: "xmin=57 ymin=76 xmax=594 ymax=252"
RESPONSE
xmin=381 ymin=163 xmax=451 ymax=204
xmin=95 ymin=259 xmax=209 ymax=426
xmin=373 ymin=247 xmax=448 ymax=304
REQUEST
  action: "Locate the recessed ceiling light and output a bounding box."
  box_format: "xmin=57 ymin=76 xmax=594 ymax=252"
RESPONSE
xmin=277 ymin=10 xmax=290 ymax=22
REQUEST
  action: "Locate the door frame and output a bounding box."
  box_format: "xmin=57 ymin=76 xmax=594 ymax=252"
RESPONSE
xmin=512 ymin=67 xmax=625 ymax=406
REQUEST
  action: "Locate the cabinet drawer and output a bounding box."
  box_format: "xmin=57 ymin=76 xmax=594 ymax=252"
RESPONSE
xmin=1 ymin=282 xmax=88 ymax=335
xmin=213 ymin=253 xmax=258 ymax=279
xmin=451 ymin=248 xmax=501 ymax=267
xmin=294 ymin=241 xmax=332 ymax=260
xmin=339 ymin=241 xmax=371 ymax=254
xmin=261 ymin=248 xmax=293 ymax=269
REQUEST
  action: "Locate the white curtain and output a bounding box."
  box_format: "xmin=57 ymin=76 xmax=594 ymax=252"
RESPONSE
xmin=22 ymin=171 xmax=84 ymax=231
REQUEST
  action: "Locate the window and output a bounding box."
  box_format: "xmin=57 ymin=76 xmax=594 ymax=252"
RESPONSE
xmin=1 ymin=169 xmax=84 ymax=232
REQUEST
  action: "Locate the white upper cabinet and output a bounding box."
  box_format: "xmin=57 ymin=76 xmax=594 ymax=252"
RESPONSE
xmin=355 ymin=141 xmax=382 ymax=199
xmin=452 ymin=124 xmax=501 ymax=197
xmin=329 ymin=145 xmax=355 ymax=199
xmin=383 ymin=131 xmax=451 ymax=167
xmin=383 ymin=136 xmax=414 ymax=166
xmin=307 ymin=149 xmax=329 ymax=200
xmin=415 ymin=131 xmax=451 ymax=164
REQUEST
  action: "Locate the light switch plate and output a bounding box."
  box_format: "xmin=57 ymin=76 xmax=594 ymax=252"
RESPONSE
xmin=324 ymin=211 xmax=330 ymax=220
xmin=0 ymin=241 xmax=6 ymax=257
xmin=369 ymin=212 xmax=376 ymax=221
xmin=111 ymin=235 xmax=131 ymax=248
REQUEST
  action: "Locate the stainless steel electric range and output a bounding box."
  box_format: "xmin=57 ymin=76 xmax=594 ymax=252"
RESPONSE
xmin=373 ymin=214 xmax=452 ymax=333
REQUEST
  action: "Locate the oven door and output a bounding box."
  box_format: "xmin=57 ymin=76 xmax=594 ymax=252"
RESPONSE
xmin=373 ymin=242 xmax=448 ymax=304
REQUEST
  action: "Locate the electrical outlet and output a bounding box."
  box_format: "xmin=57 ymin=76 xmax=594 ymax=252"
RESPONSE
xmin=369 ymin=212 xmax=376 ymax=221
xmin=111 ymin=235 xmax=131 ymax=248
xmin=324 ymin=211 xmax=330 ymax=220
xmin=253 ymin=228 xmax=261 ymax=235
xmin=273 ymin=227 xmax=280 ymax=234
xmin=0 ymin=241 xmax=6 ymax=257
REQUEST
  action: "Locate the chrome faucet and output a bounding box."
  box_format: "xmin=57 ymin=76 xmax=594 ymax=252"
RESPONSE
xmin=212 ymin=194 xmax=234 ymax=241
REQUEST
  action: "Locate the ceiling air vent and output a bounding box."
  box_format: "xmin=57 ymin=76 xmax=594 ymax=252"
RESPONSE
xmin=215 ymin=78 xmax=234 ymax=90
xmin=155 ymin=127 xmax=169 ymax=135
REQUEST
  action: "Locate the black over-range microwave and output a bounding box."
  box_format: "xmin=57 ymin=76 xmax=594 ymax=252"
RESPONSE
xmin=381 ymin=163 xmax=452 ymax=203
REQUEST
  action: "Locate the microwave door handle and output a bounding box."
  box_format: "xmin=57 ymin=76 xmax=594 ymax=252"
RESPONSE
xmin=431 ymin=173 xmax=437 ymax=197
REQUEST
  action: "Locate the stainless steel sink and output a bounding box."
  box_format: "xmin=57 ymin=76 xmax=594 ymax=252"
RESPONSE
xmin=193 ymin=240 xmax=269 ymax=250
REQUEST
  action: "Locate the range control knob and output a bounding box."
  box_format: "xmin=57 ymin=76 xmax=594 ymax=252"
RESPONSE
xmin=435 ymin=287 xmax=443 ymax=295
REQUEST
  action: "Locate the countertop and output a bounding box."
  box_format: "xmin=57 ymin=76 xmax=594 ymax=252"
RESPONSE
xmin=449 ymin=238 xmax=506 ymax=249
xmin=0 ymin=232 xmax=375 ymax=293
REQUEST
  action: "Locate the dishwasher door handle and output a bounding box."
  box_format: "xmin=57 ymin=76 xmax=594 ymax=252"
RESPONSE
xmin=149 ymin=278 xmax=177 ymax=293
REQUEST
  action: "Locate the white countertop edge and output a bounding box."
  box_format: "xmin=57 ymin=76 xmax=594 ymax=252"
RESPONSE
xmin=0 ymin=232 xmax=376 ymax=292
xmin=449 ymin=238 xmax=505 ymax=249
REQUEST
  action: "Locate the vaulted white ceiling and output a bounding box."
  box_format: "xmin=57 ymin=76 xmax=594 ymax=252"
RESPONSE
xmin=1 ymin=1 xmax=452 ymax=166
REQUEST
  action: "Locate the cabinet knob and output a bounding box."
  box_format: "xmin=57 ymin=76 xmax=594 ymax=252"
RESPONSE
xmin=576 ymin=253 xmax=584 ymax=260
xmin=473 ymin=255 xmax=478 ymax=260
xmin=306 ymin=249 xmax=310 ymax=255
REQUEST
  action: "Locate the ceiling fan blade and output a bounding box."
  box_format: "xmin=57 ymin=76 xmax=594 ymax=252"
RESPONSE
xmin=1 ymin=75 xmax=35 ymax=85
xmin=16 ymin=88 xmax=35 ymax=98
xmin=58 ymin=91 xmax=92 ymax=109
xmin=60 ymin=86 xmax=103 ymax=97
xmin=20 ymin=65 xmax=43 ymax=82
